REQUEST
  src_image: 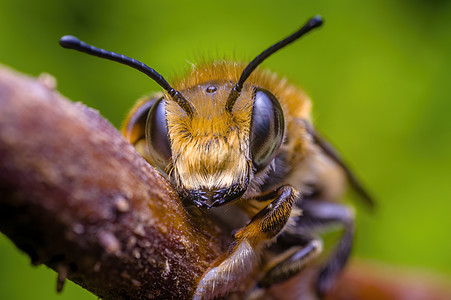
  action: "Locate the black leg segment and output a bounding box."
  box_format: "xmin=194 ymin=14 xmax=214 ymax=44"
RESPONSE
xmin=295 ymin=199 xmax=355 ymax=296
xmin=258 ymin=238 xmax=323 ymax=287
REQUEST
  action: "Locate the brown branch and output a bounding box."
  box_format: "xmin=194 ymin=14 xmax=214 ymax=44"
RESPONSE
xmin=0 ymin=64 xmax=226 ymax=299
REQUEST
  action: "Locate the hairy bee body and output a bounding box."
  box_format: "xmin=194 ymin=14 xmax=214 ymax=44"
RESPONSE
xmin=123 ymin=61 xmax=350 ymax=299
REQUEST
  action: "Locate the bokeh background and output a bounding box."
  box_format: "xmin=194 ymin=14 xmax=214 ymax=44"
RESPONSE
xmin=1 ymin=0 xmax=450 ymax=298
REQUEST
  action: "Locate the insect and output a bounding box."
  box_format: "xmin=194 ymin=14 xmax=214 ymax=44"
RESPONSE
xmin=60 ymin=15 xmax=373 ymax=299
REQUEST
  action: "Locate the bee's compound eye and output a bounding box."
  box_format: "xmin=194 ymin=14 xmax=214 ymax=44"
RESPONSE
xmin=146 ymin=98 xmax=172 ymax=173
xmin=250 ymin=88 xmax=285 ymax=172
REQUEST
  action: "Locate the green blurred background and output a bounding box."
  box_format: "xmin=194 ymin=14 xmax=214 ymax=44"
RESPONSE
xmin=1 ymin=0 xmax=450 ymax=298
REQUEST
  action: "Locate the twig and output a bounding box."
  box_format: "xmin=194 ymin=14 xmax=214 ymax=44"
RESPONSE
xmin=0 ymin=64 xmax=225 ymax=299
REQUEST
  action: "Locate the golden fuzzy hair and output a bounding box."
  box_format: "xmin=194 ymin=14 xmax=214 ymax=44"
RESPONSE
xmin=164 ymin=61 xmax=312 ymax=192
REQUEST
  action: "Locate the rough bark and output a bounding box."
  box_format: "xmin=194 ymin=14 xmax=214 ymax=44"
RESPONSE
xmin=0 ymin=64 xmax=226 ymax=299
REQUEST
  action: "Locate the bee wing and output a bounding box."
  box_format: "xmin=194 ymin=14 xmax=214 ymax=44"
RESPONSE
xmin=305 ymin=122 xmax=375 ymax=209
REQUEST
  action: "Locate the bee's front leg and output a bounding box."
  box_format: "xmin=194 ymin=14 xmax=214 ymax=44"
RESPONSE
xmin=193 ymin=185 xmax=298 ymax=300
xmin=255 ymin=198 xmax=355 ymax=298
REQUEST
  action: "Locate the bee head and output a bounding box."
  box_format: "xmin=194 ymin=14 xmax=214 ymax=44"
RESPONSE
xmin=146 ymin=74 xmax=284 ymax=209
xmin=59 ymin=16 xmax=322 ymax=209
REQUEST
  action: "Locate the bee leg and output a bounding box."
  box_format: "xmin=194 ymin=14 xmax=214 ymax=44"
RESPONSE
xmin=258 ymin=235 xmax=323 ymax=287
xmin=296 ymin=199 xmax=355 ymax=297
xmin=193 ymin=185 xmax=297 ymax=300
xmin=254 ymin=199 xmax=354 ymax=298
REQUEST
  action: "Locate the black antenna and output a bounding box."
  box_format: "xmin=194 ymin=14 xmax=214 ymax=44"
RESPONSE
xmin=59 ymin=35 xmax=194 ymax=116
xmin=226 ymin=15 xmax=323 ymax=112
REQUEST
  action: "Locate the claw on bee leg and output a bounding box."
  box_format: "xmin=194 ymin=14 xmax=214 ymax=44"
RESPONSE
xmin=258 ymin=239 xmax=323 ymax=287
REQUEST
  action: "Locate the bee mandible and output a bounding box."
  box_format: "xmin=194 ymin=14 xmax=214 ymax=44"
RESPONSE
xmin=60 ymin=15 xmax=373 ymax=299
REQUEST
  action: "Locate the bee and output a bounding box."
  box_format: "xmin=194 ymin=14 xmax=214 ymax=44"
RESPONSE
xmin=60 ymin=15 xmax=373 ymax=299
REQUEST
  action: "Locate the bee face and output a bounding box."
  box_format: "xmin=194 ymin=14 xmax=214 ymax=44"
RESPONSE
xmin=59 ymin=24 xmax=318 ymax=210
xmin=145 ymin=66 xmax=285 ymax=208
